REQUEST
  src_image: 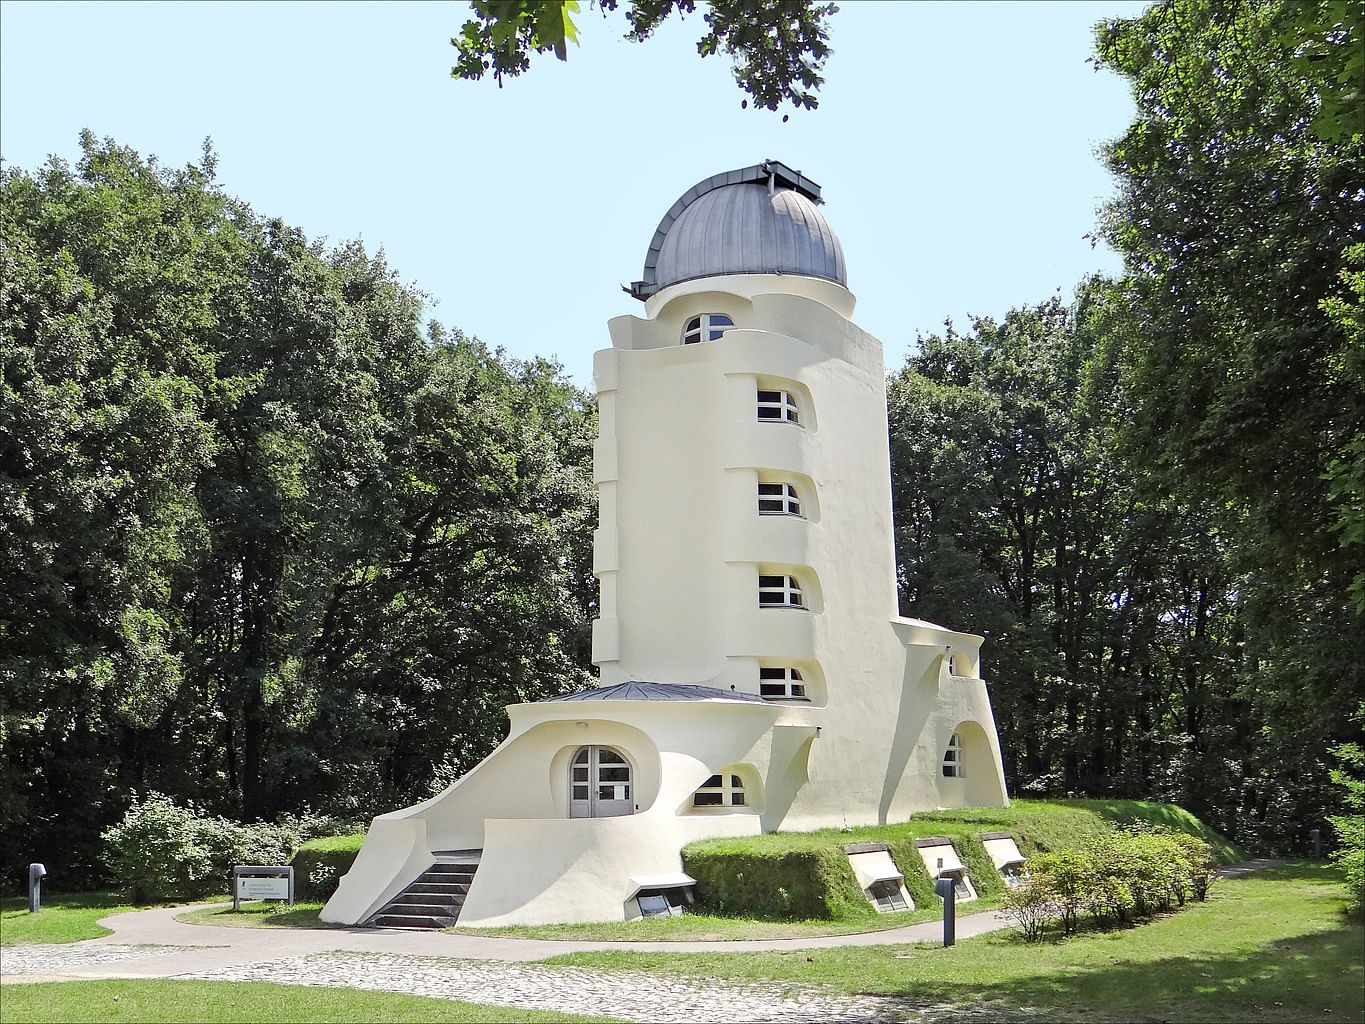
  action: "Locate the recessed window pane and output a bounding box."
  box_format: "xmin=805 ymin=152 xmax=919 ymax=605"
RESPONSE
xmin=599 ymin=767 xmax=629 ymax=782
xmin=573 ymin=786 xmax=589 ymax=800
xmin=598 ymin=750 xmax=627 ymax=764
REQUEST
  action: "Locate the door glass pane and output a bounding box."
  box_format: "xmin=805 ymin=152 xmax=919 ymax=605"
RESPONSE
xmin=599 ymin=767 xmax=629 ymax=782
xmin=574 ymin=748 xmax=590 ymax=764
xmin=597 ymin=749 xmax=627 ymax=765
xmin=572 ymin=786 xmax=589 ymax=800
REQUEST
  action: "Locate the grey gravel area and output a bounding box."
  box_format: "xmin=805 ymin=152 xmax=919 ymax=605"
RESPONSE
xmin=182 ymin=950 xmax=920 ymax=1023
xmin=0 ymin=943 xmax=180 ymax=975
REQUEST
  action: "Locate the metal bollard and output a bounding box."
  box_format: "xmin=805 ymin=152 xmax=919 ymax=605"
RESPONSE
xmin=1311 ymin=828 xmax=1321 ymax=860
xmin=933 ymin=876 xmax=956 ymax=947
xmin=28 ymin=863 xmax=47 ymax=914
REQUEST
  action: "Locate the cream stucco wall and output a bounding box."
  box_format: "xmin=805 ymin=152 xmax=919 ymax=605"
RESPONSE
xmin=323 ymin=267 xmax=1009 ymax=928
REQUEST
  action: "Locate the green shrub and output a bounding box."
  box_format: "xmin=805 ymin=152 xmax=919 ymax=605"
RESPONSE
xmin=101 ymin=792 xmax=319 ymax=902
xmin=102 ymin=794 xmax=214 ymax=903
xmin=291 ymin=834 xmax=366 ymax=902
xmin=1029 ymin=850 xmax=1093 ymax=934
xmin=1327 ymin=709 xmax=1365 ymax=912
xmin=682 ymin=846 xmax=871 ymax=921
xmin=1001 ymin=875 xmax=1059 ymax=942
xmin=1171 ymin=831 xmax=1218 ymax=901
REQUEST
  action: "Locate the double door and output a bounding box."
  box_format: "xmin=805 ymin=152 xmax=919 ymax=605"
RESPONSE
xmin=569 ymin=745 xmax=633 ymax=818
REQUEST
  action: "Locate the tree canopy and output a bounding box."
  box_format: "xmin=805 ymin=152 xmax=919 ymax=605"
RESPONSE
xmin=450 ymin=0 xmax=839 ymax=112
xmin=1 ymin=135 xmax=596 ymax=881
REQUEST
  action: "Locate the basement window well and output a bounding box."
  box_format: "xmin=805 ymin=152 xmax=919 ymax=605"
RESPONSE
xmin=844 ymin=843 xmax=915 ymax=914
xmin=628 ymin=873 xmax=696 ymax=919
xmin=682 ymin=313 xmax=733 ymax=344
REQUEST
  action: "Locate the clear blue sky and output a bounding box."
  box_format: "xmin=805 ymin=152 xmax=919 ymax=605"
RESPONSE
xmin=0 ymin=0 xmax=1146 ymax=385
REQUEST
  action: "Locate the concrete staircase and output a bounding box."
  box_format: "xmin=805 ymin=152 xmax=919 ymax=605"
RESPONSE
xmin=368 ymin=856 xmax=479 ymax=930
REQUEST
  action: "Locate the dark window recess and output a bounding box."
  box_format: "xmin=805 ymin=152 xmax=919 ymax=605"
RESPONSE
xmin=866 ymin=880 xmax=909 ymax=913
xmin=758 ymin=482 xmax=801 ymax=516
xmin=760 ymin=666 xmax=808 ymax=700
xmin=636 ymin=887 xmax=693 ymax=917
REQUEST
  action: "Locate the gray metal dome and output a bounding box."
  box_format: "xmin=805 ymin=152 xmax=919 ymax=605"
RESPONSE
xmin=628 ymin=161 xmax=846 ymax=300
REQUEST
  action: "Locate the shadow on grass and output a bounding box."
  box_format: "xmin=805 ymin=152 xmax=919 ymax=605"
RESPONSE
xmin=918 ymin=926 xmax=1363 ymax=1023
xmin=176 ymin=902 xmax=330 ymax=930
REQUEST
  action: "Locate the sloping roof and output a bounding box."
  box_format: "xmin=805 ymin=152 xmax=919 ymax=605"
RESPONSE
xmin=542 ymin=681 xmax=766 ymax=704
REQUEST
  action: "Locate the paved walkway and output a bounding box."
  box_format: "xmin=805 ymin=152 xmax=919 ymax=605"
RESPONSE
xmin=0 ymin=860 xmax=1279 ymax=1023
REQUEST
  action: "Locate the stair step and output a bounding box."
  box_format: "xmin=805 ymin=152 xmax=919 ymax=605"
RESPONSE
xmin=367 ymin=857 xmax=480 ymax=930
xmin=392 ymin=892 xmax=463 ymax=907
xmin=409 ymin=881 xmax=470 ymax=894
xmin=373 ymin=914 xmax=454 ymax=929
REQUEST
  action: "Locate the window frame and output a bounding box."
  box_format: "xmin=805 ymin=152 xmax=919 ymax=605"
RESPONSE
xmin=682 ymin=313 xmax=734 ymax=345
xmin=942 ymin=732 xmax=965 ymax=779
xmin=692 ymin=772 xmax=747 ymax=808
xmin=756 ymin=388 xmax=801 ymax=424
xmin=758 ymin=574 xmax=805 ymax=609
xmin=759 ymin=666 xmax=808 ymax=701
xmin=758 ymin=481 xmax=802 ymax=517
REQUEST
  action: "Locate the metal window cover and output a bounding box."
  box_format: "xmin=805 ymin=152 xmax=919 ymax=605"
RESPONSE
xmin=915 ymin=840 xmax=967 ymax=875
xmin=982 ymin=834 xmax=1027 ymax=869
xmin=846 ymin=849 xmax=905 ymax=890
xmin=627 ymin=872 xmax=697 ymax=898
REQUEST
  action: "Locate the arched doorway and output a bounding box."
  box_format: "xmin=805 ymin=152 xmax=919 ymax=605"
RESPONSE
xmin=569 ymin=746 xmax=634 ymax=818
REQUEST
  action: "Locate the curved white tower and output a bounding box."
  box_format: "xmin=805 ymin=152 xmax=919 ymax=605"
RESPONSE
xmin=322 ymin=162 xmax=1008 ymax=929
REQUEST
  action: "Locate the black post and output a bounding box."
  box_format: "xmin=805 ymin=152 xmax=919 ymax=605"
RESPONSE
xmin=28 ymin=863 xmax=46 ymax=914
xmin=1311 ymin=828 xmax=1322 ymax=860
xmin=933 ymin=876 xmax=956 ymax=947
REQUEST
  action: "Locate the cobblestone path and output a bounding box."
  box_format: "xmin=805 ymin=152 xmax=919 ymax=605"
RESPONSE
xmin=180 ymin=950 xmax=918 ymax=1023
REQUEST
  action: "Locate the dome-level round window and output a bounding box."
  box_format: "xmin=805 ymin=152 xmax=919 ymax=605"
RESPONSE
xmin=683 ymin=313 xmax=734 ymax=344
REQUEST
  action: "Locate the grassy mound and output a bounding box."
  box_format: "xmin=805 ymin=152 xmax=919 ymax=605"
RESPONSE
xmin=681 ymin=798 xmax=1244 ymax=922
xmin=289 ymin=833 xmax=365 ymax=901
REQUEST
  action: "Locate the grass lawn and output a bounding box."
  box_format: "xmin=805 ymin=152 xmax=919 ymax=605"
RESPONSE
xmin=447 ymin=901 xmax=1000 ymax=941
xmin=547 ymin=863 xmax=1361 ymax=1024
xmin=175 ymin=902 xmax=332 ymax=930
xmin=0 ymin=892 xmax=212 ymax=947
xmin=0 ymin=980 xmax=609 ymax=1023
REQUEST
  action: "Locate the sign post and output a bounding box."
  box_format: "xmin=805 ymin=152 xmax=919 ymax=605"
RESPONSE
xmin=232 ymin=865 xmax=295 ymax=911
xmin=934 ymin=876 xmax=956 ymax=947
xmin=28 ymin=863 xmax=46 ymax=914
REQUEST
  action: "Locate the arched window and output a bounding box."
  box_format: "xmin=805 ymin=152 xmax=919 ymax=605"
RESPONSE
xmin=760 ymin=666 xmax=807 ymax=700
xmin=756 ymin=388 xmax=800 ymax=424
xmin=758 ymin=482 xmax=802 ymax=516
xmin=693 ymin=773 xmax=746 ymax=807
xmin=682 ymin=313 xmax=734 ymax=344
xmin=758 ymin=574 xmax=804 ymax=608
xmin=942 ymin=733 xmax=965 ymax=778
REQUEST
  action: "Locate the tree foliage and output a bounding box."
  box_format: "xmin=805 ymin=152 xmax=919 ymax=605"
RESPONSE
xmin=450 ymin=0 xmax=839 ymax=112
xmin=1 ymin=135 xmax=596 ymax=884
xmin=890 ymin=281 xmax=1364 ymax=852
